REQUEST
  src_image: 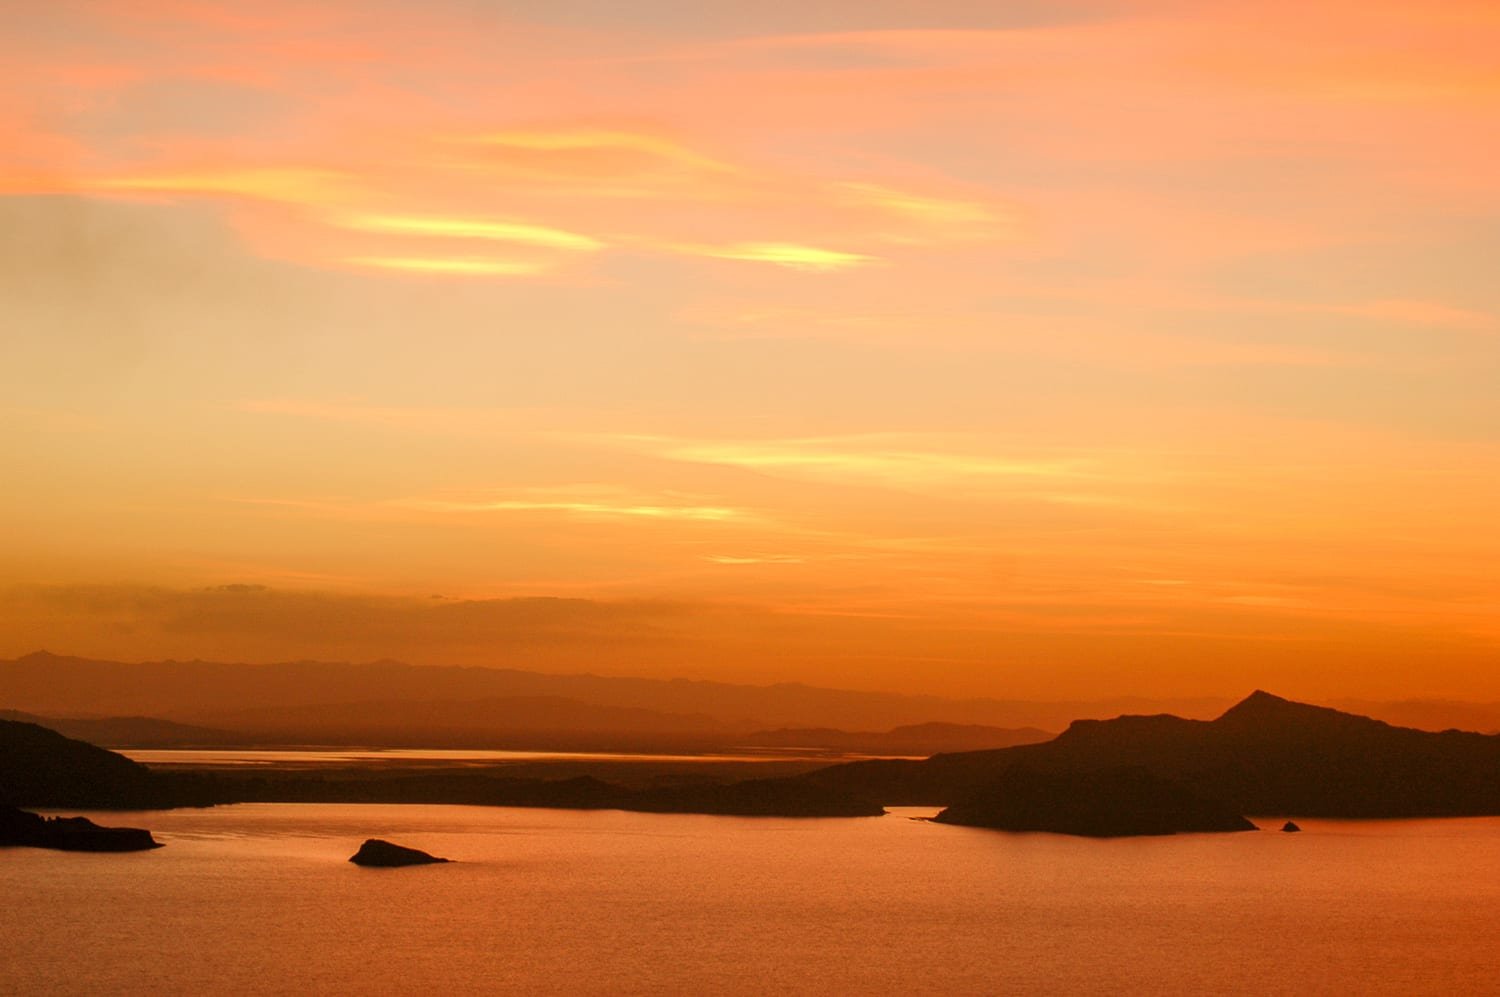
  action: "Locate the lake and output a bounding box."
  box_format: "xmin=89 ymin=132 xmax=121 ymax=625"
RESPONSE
xmin=4 ymin=804 xmax=1499 ymax=994
xmin=118 ymin=747 xmax=862 ymax=768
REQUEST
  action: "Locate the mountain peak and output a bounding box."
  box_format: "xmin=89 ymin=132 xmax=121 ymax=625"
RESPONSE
xmin=1216 ymin=690 xmax=1304 ymax=719
xmin=1214 ymin=690 xmax=1380 ymax=730
xmin=17 ymin=650 xmax=68 ymax=664
xmin=1232 ymin=689 xmax=1289 ymax=709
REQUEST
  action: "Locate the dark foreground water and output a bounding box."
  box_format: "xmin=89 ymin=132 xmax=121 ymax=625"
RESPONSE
xmin=4 ymin=804 xmax=1499 ymax=995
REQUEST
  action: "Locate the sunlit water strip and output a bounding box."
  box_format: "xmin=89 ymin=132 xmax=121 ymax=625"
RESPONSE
xmin=120 ymin=747 xmax=918 ymax=768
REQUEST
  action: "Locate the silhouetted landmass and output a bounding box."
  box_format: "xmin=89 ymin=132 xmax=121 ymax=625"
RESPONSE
xmin=10 ymin=693 xmax=1500 ymax=827
xmin=784 ymin=691 xmax=1500 ymax=819
xmin=0 ymin=718 xmax=880 ymax=817
xmin=349 ymin=839 xmax=448 ymax=866
xmin=933 ymin=767 xmax=1256 ymax=837
xmin=0 ymin=719 xmax=163 ymax=808
xmin=0 ymin=710 xmax=233 ymax=747
xmin=741 ymin=722 xmax=1054 ymax=756
xmin=0 ymin=806 xmax=160 ymax=851
xmin=1329 ymin=698 xmax=1500 ymax=735
xmin=1282 ymin=821 xmax=1301 ymax=832
xmin=8 ymin=652 xmax=1499 ymax=749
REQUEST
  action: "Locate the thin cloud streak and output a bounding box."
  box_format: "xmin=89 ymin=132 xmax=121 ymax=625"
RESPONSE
xmin=335 ymin=214 xmax=606 ymax=252
xmin=403 ymin=498 xmax=748 ymax=523
xmin=679 ymin=242 xmax=878 ymax=271
xmin=343 ymin=256 xmax=550 ymax=276
xmin=607 ymin=434 xmax=1101 ymax=490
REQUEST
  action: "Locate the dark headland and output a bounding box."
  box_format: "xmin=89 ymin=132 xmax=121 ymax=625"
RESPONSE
xmin=933 ymin=766 xmax=1257 ymax=837
xmin=0 ymin=805 xmax=161 ymax=852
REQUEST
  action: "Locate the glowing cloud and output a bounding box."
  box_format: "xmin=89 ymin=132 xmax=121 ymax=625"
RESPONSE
xmin=86 ymin=168 xmax=355 ymax=204
xmin=607 ymin=435 xmax=1095 ymax=491
xmin=483 ymin=501 xmax=741 ymax=521
xmin=402 ymin=496 xmax=746 ymax=523
xmin=344 ymin=257 xmax=548 ymax=276
xmin=335 ymin=214 xmax=604 ymax=252
xmin=469 ymin=128 xmax=735 ymax=174
xmin=837 ymin=182 xmax=1024 ymax=242
xmin=684 ymin=243 xmax=877 ymax=271
xmin=706 ymin=554 xmax=806 ymax=565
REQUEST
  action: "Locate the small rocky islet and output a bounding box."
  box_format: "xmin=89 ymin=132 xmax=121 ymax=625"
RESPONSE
xmin=349 ymin=838 xmax=451 ymax=867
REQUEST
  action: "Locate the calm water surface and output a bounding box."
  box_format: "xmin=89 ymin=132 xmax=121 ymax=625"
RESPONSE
xmin=4 ymin=805 xmax=1499 ymax=995
xmin=119 ymin=747 xmax=857 ymax=768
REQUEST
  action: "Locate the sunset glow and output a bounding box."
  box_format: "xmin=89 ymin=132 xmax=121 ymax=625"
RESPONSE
xmin=4 ymin=0 xmax=1499 ymax=702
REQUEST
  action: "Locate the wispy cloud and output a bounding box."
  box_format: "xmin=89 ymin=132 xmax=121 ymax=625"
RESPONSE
xmin=834 ymin=182 xmax=1027 ymax=244
xmin=406 ymin=497 xmax=746 ymax=523
xmin=83 ymin=168 xmax=358 ymax=203
xmin=601 ymin=433 xmax=1100 ymax=492
xmin=334 ymin=213 xmax=605 ymax=252
xmin=1327 ymin=298 xmax=1496 ymax=332
xmin=678 ymin=242 xmax=877 ymax=271
xmin=342 ymin=256 xmax=549 ymax=276
xmin=465 ymin=127 xmax=738 ymax=176
xmin=391 ymin=483 xmax=755 ymax=524
xmin=705 ymin=554 xmax=806 ymax=565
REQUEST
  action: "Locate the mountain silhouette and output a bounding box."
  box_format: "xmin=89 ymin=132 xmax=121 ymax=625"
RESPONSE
xmin=0 ymin=710 xmax=233 ymax=748
xmin=740 ymin=722 xmax=1053 ymax=755
xmin=786 ymin=691 xmax=1500 ymax=819
xmin=0 ymin=651 xmax=1232 ymax=734
xmin=7 ymin=692 xmax=1500 ymax=825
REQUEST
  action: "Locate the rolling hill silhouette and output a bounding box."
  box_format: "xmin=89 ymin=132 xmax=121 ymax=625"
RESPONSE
xmin=0 ymin=710 xmax=233 ymax=747
xmin=741 ymin=722 xmax=1053 ymax=755
xmin=0 ymin=719 xmax=160 ymax=808
xmin=787 ymin=691 xmax=1500 ymax=818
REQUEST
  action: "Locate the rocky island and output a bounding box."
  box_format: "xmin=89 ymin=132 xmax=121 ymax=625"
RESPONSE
xmin=0 ymin=805 xmax=161 ymax=852
xmin=350 ymin=838 xmax=450 ymax=866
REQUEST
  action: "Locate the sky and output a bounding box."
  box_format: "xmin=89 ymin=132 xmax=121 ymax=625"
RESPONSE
xmin=2 ymin=0 xmax=1498 ymax=700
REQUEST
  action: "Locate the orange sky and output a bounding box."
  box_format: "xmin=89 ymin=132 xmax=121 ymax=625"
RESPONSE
xmin=3 ymin=0 xmax=1499 ymax=700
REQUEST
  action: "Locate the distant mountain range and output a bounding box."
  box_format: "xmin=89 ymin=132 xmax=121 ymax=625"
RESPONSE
xmin=0 ymin=649 xmax=1246 ymax=757
xmin=0 ymin=703 xmax=1050 ymax=757
xmin=6 ymin=651 xmax=1496 ymax=751
xmin=741 ymin=723 xmax=1052 ymax=755
xmin=0 ymin=650 xmax=1224 ymax=734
